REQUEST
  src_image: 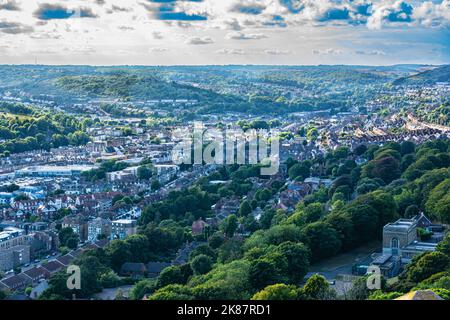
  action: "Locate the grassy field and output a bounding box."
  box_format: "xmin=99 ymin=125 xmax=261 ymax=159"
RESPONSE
xmin=1 ymin=113 xmax=35 ymax=120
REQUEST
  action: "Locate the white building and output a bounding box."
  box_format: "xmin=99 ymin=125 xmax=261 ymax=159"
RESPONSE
xmin=15 ymin=165 xmax=95 ymax=178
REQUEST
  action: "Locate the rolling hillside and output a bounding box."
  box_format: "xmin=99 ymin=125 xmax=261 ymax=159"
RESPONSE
xmin=393 ymin=65 xmax=450 ymax=86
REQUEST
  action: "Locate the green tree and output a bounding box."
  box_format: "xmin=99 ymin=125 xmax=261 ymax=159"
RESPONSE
xmin=425 ymin=179 xmax=450 ymax=223
xmin=405 ymin=205 xmax=420 ymax=218
xmin=220 ymin=214 xmax=238 ymax=238
xmin=151 ymin=179 xmax=161 ymax=191
xmin=40 ymin=271 xmax=73 ymax=300
xmin=75 ymin=255 xmax=105 ymax=297
xmin=276 ymin=242 xmax=310 ymax=284
xmin=66 ymin=236 xmax=79 ymax=250
xmin=58 ymin=227 xmax=76 ymax=247
xmin=129 ymin=279 xmax=156 ymax=300
xmin=354 ymin=144 xmax=367 ymax=156
xmin=263 ymin=224 xmax=302 ymax=245
xmin=343 ymin=276 xmax=369 ymax=300
xmin=288 ymin=162 xmax=310 ymax=181
xmin=191 ymin=254 xmax=213 ymax=275
xmin=5 ymin=183 xmax=19 ymax=192
xmin=208 ymin=233 xmax=225 ymax=249
xmin=238 ymin=200 xmax=252 ymax=217
xmin=157 ymin=266 xmax=186 ymax=288
xmin=0 ymin=290 xmax=7 ymax=300
xmin=295 ymin=203 xmax=324 ymax=225
xmin=306 ymin=127 xmax=319 ymax=142
xmin=300 ymin=274 xmax=336 ymax=300
xmin=437 ymin=234 xmax=450 ymax=256
xmin=368 ymin=290 xmax=403 ymax=300
xmin=252 ymin=284 xmax=298 ymax=300
xmin=300 ymin=222 xmax=341 ymax=262
xmin=100 ymin=270 xmax=121 ymax=288
xmin=401 ymin=141 xmax=416 ymax=155
xmin=150 ymin=284 xmax=194 ymax=300
xmin=125 ymin=234 xmax=151 ymax=263
xmin=248 ymin=259 xmax=282 ymax=291
xmin=137 ymin=165 xmax=153 ymax=180
xmin=105 ymin=240 xmax=132 ymax=272
xmin=362 ymin=156 xmax=401 ymax=184
xmin=255 ymin=188 xmax=272 ymax=202
xmin=189 ymin=259 xmax=251 ymax=300
xmin=190 ymin=244 xmax=217 ymax=261
xmin=404 ymin=252 xmax=450 ymax=283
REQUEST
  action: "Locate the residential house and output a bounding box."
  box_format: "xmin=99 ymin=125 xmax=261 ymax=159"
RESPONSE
xmin=0 ymin=227 xmax=32 ymax=271
xmin=0 ymin=192 xmax=14 ymax=205
xmin=29 ymin=232 xmax=52 ymax=258
xmin=41 ymin=260 xmax=65 ymax=275
xmin=22 ymin=267 xmax=50 ymax=285
xmin=56 ymin=254 xmax=75 ymax=267
xmin=368 ymin=254 xmax=401 ymax=278
xmin=62 ymin=214 xmax=88 ymax=242
xmin=110 ymin=219 xmax=137 ymax=240
xmin=146 ymin=262 xmax=171 ymax=278
xmin=0 ymin=245 xmax=30 ymax=271
xmin=277 ymin=182 xmax=312 ymax=212
xmin=0 ymin=274 xmax=32 ymax=292
xmin=120 ymin=262 xmax=146 ymax=278
xmin=192 ymin=219 xmax=208 ymax=236
xmin=87 ymin=217 xmax=112 ymax=242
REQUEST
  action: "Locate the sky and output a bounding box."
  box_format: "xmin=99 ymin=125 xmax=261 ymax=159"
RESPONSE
xmin=0 ymin=0 xmax=449 ymax=65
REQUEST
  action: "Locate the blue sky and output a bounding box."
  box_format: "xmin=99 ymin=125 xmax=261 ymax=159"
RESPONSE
xmin=0 ymin=0 xmax=448 ymax=65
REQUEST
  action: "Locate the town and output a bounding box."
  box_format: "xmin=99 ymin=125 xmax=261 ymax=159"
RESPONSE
xmin=0 ymin=64 xmax=449 ymax=301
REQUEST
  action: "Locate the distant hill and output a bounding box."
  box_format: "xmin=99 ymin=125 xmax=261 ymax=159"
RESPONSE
xmin=0 ymin=65 xmax=235 ymax=104
xmin=54 ymin=72 xmax=226 ymax=101
xmin=0 ymin=64 xmax=439 ymax=115
xmin=393 ymin=65 xmax=450 ymax=86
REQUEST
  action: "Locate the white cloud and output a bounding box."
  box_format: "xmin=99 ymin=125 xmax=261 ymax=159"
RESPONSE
xmin=355 ymin=49 xmax=386 ymax=56
xmin=0 ymin=21 xmax=34 ymax=34
xmin=185 ymin=36 xmax=214 ymax=45
xmin=0 ymin=0 xmax=448 ymax=65
xmin=149 ymin=47 xmax=169 ymax=53
xmin=413 ymin=0 xmax=450 ymax=28
xmin=264 ymin=49 xmax=292 ymax=55
xmin=216 ymin=48 xmax=246 ymax=55
xmin=152 ymin=31 xmax=164 ymax=40
xmin=62 ymin=45 xmax=95 ymax=54
xmin=312 ymin=48 xmax=343 ymax=55
xmin=225 ymin=31 xmax=268 ymax=40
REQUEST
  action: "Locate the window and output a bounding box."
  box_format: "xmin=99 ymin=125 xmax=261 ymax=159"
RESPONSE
xmin=391 ymin=238 xmax=399 ymax=255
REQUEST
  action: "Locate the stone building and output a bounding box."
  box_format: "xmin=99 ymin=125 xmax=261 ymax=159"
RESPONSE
xmin=0 ymin=245 xmax=31 ymax=271
xmin=382 ymin=213 xmax=442 ymax=263
xmin=382 ymin=218 xmax=418 ymax=257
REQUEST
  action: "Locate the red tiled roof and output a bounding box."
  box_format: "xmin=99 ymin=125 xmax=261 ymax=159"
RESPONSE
xmin=23 ymin=266 xmax=50 ymax=280
xmin=57 ymin=255 xmax=75 ymax=266
xmin=42 ymin=260 xmax=65 ymax=273
xmin=0 ymin=274 xmax=32 ymax=290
